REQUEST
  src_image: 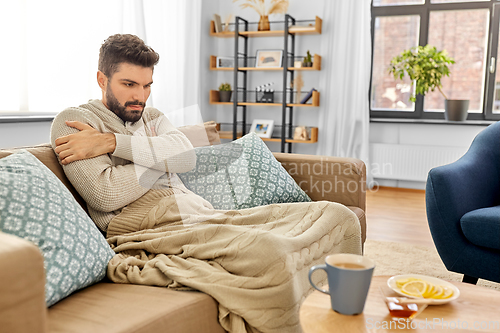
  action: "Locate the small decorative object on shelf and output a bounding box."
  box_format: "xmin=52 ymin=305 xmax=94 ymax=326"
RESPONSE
xmin=291 ymin=74 xmax=304 ymax=104
xmin=300 ymin=88 xmax=316 ymax=104
xmin=250 ymin=119 xmax=274 ymax=138
xmin=293 ymin=126 xmax=309 ymax=141
xmin=259 ymin=15 xmax=270 ymax=31
xmin=303 ymin=50 xmax=313 ymax=67
xmin=218 ymin=82 xmax=232 ymax=102
xmin=232 ymin=0 xmax=289 ymax=31
xmin=213 ymin=14 xmax=223 ymax=33
xmin=256 ymin=82 xmax=274 ymax=103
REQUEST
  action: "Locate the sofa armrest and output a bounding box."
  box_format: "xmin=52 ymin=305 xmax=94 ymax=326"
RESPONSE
xmin=273 ymin=152 xmax=366 ymax=211
xmin=0 ymin=232 xmax=47 ymax=333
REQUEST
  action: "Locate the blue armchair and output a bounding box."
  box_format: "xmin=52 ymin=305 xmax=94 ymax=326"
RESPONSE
xmin=426 ymin=121 xmax=500 ymax=284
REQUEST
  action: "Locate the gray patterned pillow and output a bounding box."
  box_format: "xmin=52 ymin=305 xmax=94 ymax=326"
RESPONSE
xmin=178 ymin=132 xmax=311 ymax=210
xmin=0 ymin=150 xmax=115 ymax=307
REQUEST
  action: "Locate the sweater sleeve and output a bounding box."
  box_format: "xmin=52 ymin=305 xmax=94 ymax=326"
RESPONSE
xmin=112 ymin=109 xmax=196 ymax=174
xmin=50 ymin=108 xmax=164 ymax=213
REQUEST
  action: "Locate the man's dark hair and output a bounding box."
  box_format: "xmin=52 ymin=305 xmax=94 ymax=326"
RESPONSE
xmin=98 ymin=34 xmax=160 ymax=78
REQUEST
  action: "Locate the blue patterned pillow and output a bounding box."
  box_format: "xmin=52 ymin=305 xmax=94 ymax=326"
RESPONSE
xmin=0 ymin=150 xmax=115 ymax=307
xmin=178 ymin=132 xmax=311 ymax=210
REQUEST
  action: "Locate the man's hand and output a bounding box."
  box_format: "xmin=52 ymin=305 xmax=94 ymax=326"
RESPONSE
xmin=54 ymin=121 xmax=116 ymax=165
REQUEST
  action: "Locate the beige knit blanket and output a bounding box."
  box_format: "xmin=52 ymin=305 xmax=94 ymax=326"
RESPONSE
xmin=106 ymin=189 xmax=362 ymax=333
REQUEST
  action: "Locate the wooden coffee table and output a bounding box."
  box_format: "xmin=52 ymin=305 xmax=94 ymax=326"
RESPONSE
xmin=300 ymin=275 xmax=500 ymax=332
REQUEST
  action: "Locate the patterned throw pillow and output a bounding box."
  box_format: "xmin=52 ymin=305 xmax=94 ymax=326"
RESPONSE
xmin=0 ymin=150 xmax=115 ymax=307
xmin=178 ymin=132 xmax=311 ymax=210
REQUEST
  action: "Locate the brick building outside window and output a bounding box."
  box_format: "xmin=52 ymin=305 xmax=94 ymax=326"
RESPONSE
xmin=370 ymin=0 xmax=500 ymax=121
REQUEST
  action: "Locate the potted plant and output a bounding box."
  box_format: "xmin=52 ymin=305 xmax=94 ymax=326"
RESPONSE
xmin=303 ymin=50 xmax=313 ymax=67
xmin=389 ymin=44 xmax=468 ymax=121
xmin=218 ymin=82 xmax=232 ymax=102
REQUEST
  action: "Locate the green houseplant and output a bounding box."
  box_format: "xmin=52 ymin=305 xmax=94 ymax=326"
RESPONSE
xmin=389 ymin=44 xmax=469 ymax=121
xmin=218 ymin=82 xmax=232 ymax=102
xmin=303 ymin=50 xmax=313 ymax=67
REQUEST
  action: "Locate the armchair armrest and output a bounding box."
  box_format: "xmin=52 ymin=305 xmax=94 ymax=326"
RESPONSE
xmin=0 ymin=232 xmax=47 ymax=333
xmin=273 ymin=152 xmax=366 ymax=211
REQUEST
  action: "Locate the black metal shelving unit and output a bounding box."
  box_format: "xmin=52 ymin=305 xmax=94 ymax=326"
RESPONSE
xmin=233 ymin=16 xmax=248 ymax=142
xmin=215 ymin=15 xmax=322 ymax=153
xmin=232 ymin=14 xmax=297 ymax=153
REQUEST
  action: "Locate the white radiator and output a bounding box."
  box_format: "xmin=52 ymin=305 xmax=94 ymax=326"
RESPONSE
xmin=370 ymin=143 xmax=468 ymax=182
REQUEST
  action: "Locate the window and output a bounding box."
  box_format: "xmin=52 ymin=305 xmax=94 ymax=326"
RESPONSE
xmin=370 ymin=0 xmax=500 ymax=121
xmin=371 ymin=15 xmax=420 ymax=112
xmin=0 ymin=0 xmax=122 ymax=115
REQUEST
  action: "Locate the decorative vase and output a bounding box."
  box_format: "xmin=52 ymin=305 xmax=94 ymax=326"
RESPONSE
xmin=258 ymin=15 xmax=270 ymax=31
xmin=445 ymin=99 xmax=469 ymax=121
xmin=219 ymin=91 xmax=232 ymax=103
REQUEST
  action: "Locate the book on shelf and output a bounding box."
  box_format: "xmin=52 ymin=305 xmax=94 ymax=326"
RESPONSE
xmin=300 ymin=88 xmax=316 ymax=104
xmin=213 ymin=14 xmax=222 ymax=33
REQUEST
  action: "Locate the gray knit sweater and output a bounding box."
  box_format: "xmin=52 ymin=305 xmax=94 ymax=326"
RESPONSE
xmin=50 ymin=99 xmax=196 ymax=231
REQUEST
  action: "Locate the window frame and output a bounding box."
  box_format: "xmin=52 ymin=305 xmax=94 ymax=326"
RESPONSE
xmin=370 ymin=0 xmax=500 ymax=121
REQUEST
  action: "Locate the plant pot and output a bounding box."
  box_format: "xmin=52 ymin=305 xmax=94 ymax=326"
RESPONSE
xmin=445 ymin=99 xmax=469 ymax=121
xmin=219 ymin=91 xmax=232 ymax=103
xmin=258 ymin=16 xmax=270 ymax=31
xmin=303 ymin=62 xmax=312 ymax=67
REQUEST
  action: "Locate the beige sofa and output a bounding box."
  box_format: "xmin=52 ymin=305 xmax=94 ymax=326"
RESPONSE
xmin=0 ymin=140 xmax=366 ymax=333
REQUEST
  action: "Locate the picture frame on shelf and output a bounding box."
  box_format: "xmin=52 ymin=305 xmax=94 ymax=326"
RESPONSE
xmin=250 ymin=119 xmax=274 ymax=138
xmin=216 ymin=56 xmax=234 ymax=68
xmin=255 ymin=50 xmax=283 ymax=68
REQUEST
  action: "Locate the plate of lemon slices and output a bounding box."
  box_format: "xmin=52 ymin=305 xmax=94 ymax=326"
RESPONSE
xmin=387 ymin=274 xmax=460 ymax=305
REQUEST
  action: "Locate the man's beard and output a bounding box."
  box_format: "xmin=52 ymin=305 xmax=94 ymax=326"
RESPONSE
xmin=105 ymin=85 xmax=145 ymax=123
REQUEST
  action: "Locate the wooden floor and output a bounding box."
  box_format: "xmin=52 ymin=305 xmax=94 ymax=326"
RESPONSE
xmin=365 ymin=186 xmax=435 ymax=248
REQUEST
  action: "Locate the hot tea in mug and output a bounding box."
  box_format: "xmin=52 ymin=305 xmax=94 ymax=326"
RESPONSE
xmin=309 ymin=253 xmax=375 ymax=315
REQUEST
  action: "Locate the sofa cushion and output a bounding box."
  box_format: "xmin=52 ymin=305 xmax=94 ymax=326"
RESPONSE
xmin=48 ymin=282 xmax=225 ymax=333
xmin=0 ymin=150 xmax=115 ymax=307
xmin=178 ymin=132 xmax=311 ymax=210
xmin=0 ymin=144 xmax=87 ymax=210
xmin=461 ymin=206 xmax=500 ymax=250
xmin=177 ymin=121 xmax=221 ymax=147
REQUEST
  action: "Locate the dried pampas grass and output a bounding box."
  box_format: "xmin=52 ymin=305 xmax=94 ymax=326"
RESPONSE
xmin=233 ymin=0 xmax=289 ymax=16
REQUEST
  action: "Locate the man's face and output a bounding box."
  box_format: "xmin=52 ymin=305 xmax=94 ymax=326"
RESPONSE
xmin=100 ymin=63 xmax=153 ymax=123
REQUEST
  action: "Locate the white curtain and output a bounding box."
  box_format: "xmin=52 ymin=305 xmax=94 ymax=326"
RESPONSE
xmin=140 ymin=0 xmax=203 ymax=127
xmin=0 ymin=0 xmax=202 ymax=127
xmin=316 ymin=0 xmax=373 ymax=187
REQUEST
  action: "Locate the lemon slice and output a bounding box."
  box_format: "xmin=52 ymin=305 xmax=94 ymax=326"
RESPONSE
xmin=395 ymin=277 xmax=420 ymax=289
xmin=422 ymin=282 xmax=436 ymax=298
xmin=401 ymin=280 xmax=427 ymax=298
xmin=435 ymin=286 xmax=454 ymax=299
xmin=430 ymin=285 xmax=444 ymax=299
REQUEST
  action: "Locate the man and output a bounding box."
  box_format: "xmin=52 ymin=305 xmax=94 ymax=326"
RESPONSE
xmin=51 ymin=34 xmax=208 ymax=232
xmin=51 ymin=34 xmax=361 ymax=333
